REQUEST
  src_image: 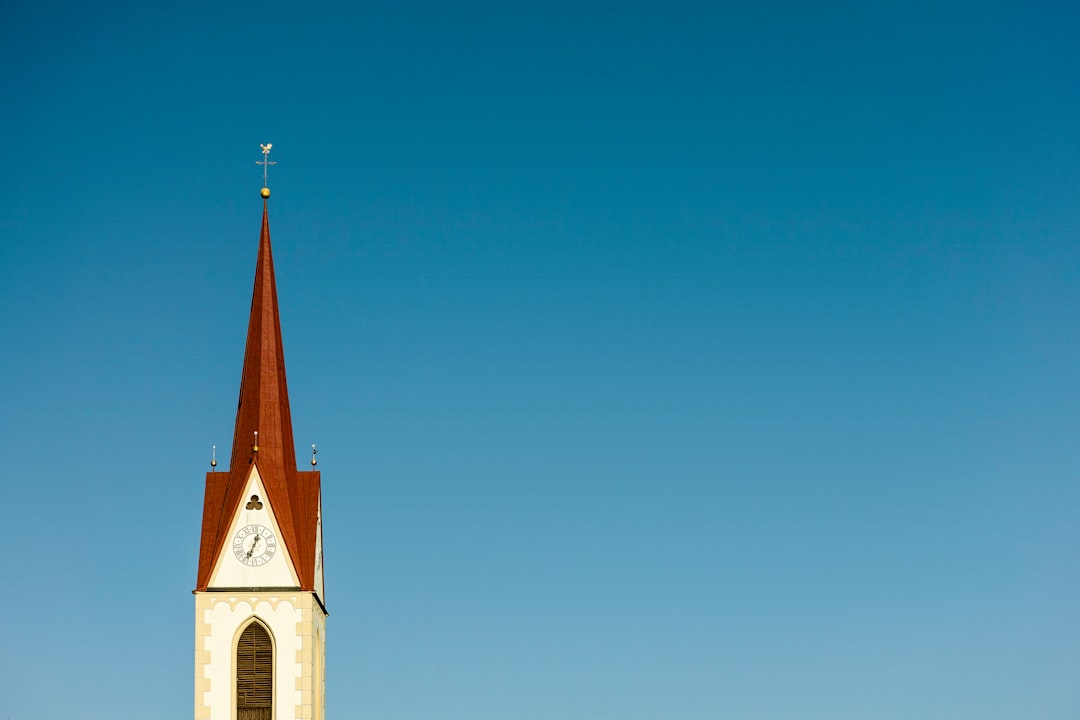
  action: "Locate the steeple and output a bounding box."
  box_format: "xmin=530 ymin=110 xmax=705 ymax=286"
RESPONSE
xmin=193 ymin=155 xmax=328 ymax=720
xmin=229 ymin=199 xmax=298 ymax=501
xmin=195 ymin=193 xmax=322 ymax=594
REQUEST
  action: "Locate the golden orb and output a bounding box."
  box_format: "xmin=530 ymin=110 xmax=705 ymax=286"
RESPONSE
xmin=260 ymin=187 xmax=271 ymax=199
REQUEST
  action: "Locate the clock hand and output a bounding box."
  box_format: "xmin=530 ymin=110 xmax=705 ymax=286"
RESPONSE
xmin=246 ymin=535 xmax=261 ymax=557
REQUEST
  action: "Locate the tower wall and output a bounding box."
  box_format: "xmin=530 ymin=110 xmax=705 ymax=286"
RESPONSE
xmin=195 ymin=592 xmax=327 ymax=720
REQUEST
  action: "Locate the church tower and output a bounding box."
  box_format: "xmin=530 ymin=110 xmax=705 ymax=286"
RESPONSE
xmin=194 ymin=159 xmax=326 ymax=720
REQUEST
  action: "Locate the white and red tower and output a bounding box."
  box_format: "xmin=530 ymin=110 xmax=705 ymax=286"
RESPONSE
xmin=194 ymin=176 xmax=326 ymax=720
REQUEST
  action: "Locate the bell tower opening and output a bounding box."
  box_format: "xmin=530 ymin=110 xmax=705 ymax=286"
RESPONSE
xmin=236 ymin=620 xmax=273 ymax=720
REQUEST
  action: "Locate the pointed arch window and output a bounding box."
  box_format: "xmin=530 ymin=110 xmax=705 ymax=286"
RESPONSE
xmin=236 ymin=621 xmax=273 ymax=720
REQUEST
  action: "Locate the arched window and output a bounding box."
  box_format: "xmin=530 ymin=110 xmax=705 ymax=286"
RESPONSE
xmin=236 ymin=621 xmax=272 ymax=720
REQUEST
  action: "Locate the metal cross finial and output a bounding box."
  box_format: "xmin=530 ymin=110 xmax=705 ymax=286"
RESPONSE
xmin=257 ymin=143 xmax=276 ymax=188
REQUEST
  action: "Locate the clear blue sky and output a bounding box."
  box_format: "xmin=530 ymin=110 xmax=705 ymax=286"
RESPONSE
xmin=2 ymin=2 xmax=1079 ymax=718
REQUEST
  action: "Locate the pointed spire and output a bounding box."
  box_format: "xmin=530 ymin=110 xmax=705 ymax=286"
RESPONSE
xmin=228 ymin=200 xmax=298 ymax=481
xmin=195 ymin=192 xmax=322 ymax=595
xmin=215 ymin=198 xmax=303 ymax=581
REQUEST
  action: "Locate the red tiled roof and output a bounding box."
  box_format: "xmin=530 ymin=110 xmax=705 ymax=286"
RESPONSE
xmin=195 ymin=201 xmax=321 ymax=593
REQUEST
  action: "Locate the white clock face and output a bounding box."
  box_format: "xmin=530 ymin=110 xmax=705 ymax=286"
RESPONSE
xmin=232 ymin=524 xmax=278 ymax=567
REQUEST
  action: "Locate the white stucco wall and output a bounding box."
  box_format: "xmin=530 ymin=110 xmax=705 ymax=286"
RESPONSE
xmin=195 ymin=592 xmax=325 ymax=720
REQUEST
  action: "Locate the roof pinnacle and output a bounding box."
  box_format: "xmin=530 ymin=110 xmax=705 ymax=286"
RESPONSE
xmin=257 ymin=143 xmax=275 ymax=198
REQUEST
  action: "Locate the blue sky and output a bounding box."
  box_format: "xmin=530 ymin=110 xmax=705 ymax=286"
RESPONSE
xmin=2 ymin=2 xmax=1080 ymax=718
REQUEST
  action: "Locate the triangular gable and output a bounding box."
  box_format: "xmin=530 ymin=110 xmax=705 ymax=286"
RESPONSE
xmin=207 ymin=463 xmax=300 ymax=588
xmin=195 ymin=464 xmax=322 ymax=592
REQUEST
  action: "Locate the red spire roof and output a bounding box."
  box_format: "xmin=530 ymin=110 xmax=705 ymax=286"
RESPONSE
xmin=195 ymin=200 xmax=321 ymax=593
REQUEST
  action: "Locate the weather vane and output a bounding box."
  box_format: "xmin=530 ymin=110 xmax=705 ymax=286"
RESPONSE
xmin=257 ymin=143 xmax=276 ymax=198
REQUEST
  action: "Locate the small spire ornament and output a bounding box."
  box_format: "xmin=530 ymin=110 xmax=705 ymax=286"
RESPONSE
xmin=210 ymin=444 xmax=217 ymax=471
xmin=257 ymin=143 xmax=275 ymax=198
xmin=253 ymin=430 xmax=260 ymax=454
xmin=311 ymin=443 xmax=318 ymax=468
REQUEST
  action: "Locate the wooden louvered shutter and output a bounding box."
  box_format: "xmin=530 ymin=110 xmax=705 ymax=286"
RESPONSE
xmin=237 ymin=622 xmax=272 ymax=720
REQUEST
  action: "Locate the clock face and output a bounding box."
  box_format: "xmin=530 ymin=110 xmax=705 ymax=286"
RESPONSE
xmin=232 ymin=524 xmax=278 ymax=567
